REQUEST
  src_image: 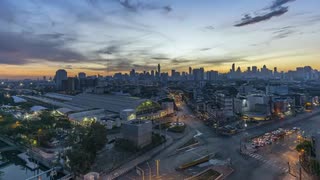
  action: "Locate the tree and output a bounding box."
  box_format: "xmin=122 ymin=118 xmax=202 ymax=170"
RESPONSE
xmin=66 ymin=148 xmax=94 ymax=175
xmin=82 ymin=122 xmax=108 ymax=154
xmin=66 ymin=122 xmax=107 ymax=175
xmin=296 ymin=140 xmax=314 ymax=155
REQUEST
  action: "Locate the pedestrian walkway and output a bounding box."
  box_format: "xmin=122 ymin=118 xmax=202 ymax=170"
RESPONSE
xmin=243 ymin=151 xmax=288 ymax=173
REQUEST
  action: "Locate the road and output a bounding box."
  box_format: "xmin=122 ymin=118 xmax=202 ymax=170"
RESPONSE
xmin=118 ymin=103 xmax=320 ymax=180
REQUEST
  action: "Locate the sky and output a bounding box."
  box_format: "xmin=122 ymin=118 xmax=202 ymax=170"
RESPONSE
xmin=0 ymin=0 xmax=320 ymax=79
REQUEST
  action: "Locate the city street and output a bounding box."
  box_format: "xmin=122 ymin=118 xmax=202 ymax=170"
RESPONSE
xmin=118 ymin=103 xmax=320 ymax=180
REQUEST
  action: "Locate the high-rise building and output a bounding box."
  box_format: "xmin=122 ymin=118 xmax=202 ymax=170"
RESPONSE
xmin=157 ymin=64 xmax=161 ymax=77
xmin=232 ymin=63 xmax=235 ymax=72
xmin=171 ymin=69 xmax=176 ymax=77
xmin=207 ymin=70 xmax=218 ymax=81
xmin=252 ymin=66 xmax=258 ymax=73
xmin=55 ymin=69 xmax=67 ymax=90
xmin=189 ymin=67 xmax=192 ymax=75
xmin=151 ymin=70 xmax=155 ymax=77
xmin=236 ymin=67 xmax=241 ymax=73
xmin=130 ymin=69 xmax=135 ymax=77
xmin=78 ymin=72 xmax=86 ymax=79
xmin=193 ymin=68 xmax=204 ymax=81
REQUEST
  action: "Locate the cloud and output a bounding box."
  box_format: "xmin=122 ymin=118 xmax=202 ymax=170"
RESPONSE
xmin=235 ymin=7 xmax=288 ymax=27
xmin=80 ymin=58 xmax=157 ymax=72
xmin=268 ymin=0 xmax=295 ymax=10
xmin=234 ymin=0 xmax=295 ymax=27
xmin=62 ymin=65 xmax=73 ymax=69
xmin=204 ymin=26 xmax=215 ymax=30
xmin=0 ymin=31 xmax=85 ymax=65
xmin=272 ymin=28 xmax=295 ymax=39
xmin=117 ymin=0 xmax=172 ymax=13
xmin=199 ymin=48 xmax=212 ymax=51
xmin=96 ymin=45 xmax=120 ymax=55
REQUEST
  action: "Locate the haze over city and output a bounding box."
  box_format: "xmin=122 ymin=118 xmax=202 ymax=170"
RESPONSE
xmin=1 ymin=0 xmax=320 ymax=79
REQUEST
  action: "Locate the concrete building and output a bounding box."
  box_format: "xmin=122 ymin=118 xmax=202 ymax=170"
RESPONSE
xmin=193 ymin=68 xmax=205 ymax=81
xmin=266 ymin=85 xmax=289 ymax=95
xmin=54 ymin=69 xmax=67 ymax=90
xmin=216 ymin=93 xmax=234 ymax=117
xmin=246 ymin=94 xmax=270 ymax=114
xmin=78 ymin=72 xmax=86 ymax=79
xmin=207 ymin=70 xmax=218 ymax=81
xmin=120 ymin=109 xmax=136 ymax=121
xmin=121 ymin=120 xmax=152 ymax=148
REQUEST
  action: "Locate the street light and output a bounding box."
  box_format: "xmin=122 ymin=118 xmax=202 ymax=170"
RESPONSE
xmin=136 ymin=166 xmax=145 ymax=180
xmin=155 ymin=159 xmax=160 ymax=178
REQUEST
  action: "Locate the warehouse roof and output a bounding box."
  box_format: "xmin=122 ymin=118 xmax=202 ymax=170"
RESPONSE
xmin=70 ymin=93 xmax=154 ymax=113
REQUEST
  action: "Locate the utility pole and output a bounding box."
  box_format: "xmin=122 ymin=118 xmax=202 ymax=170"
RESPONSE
xmin=155 ymin=159 xmax=160 ymax=178
xmin=147 ymin=162 xmax=152 ymax=180
xmin=299 ymin=165 xmax=302 ymax=180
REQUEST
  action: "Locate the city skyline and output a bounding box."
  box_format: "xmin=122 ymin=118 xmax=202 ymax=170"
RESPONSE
xmin=1 ymin=0 xmax=320 ymax=79
xmin=0 ymin=63 xmax=319 ymax=80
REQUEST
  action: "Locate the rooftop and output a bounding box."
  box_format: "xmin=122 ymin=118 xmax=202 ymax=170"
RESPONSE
xmin=70 ymin=93 xmax=153 ymax=113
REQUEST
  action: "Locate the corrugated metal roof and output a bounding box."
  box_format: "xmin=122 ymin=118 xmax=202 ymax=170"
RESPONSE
xmin=70 ymin=93 xmax=148 ymax=113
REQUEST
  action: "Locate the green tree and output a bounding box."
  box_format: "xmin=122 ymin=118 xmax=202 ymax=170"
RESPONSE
xmin=66 ymin=148 xmax=94 ymax=175
xmin=66 ymin=122 xmax=107 ymax=175
xmin=296 ymin=140 xmax=313 ymax=155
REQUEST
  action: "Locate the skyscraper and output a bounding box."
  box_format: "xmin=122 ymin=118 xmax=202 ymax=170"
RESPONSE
xmin=274 ymin=67 xmax=278 ymax=73
xmin=189 ymin=67 xmax=192 ymax=75
xmin=158 ymin=64 xmax=161 ymax=77
xmin=55 ymin=69 xmax=67 ymax=90
xmin=252 ymin=66 xmax=258 ymax=73
xmin=193 ymin=68 xmax=205 ymax=81
xmin=232 ymin=63 xmax=235 ymax=72
xmin=78 ymin=72 xmax=86 ymax=79
xmin=130 ymin=69 xmax=135 ymax=77
xmin=171 ymin=69 xmax=176 ymax=77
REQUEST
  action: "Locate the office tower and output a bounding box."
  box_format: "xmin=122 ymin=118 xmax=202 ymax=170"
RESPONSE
xmin=236 ymin=67 xmax=241 ymax=73
xmin=151 ymin=70 xmax=155 ymax=77
xmin=189 ymin=67 xmax=192 ymax=75
xmin=158 ymin=64 xmax=161 ymax=77
xmin=207 ymin=70 xmax=218 ymax=81
xmin=247 ymin=67 xmax=251 ymax=72
xmin=193 ymin=68 xmax=204 ymax=81
xmin=130 ymin=69 xmax=135 ymax=77
xmin=232 ymin=63 xmax=235 ymax=72
xmin=274 ymin=67 xmax=277 ymax=73
xmin=55 ymin=69 xmax=67 ymax=90
xmin=171 ymin=69 xmax=176 ymax=77
xmin=252 ymin=66 xmax=258 ymax=73
xmin=78 ymin=72 xmax=86 ymax=79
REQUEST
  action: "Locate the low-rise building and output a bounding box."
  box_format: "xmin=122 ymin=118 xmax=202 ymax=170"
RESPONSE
xmin=121 ymin=120 xmax=152 ymax=148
